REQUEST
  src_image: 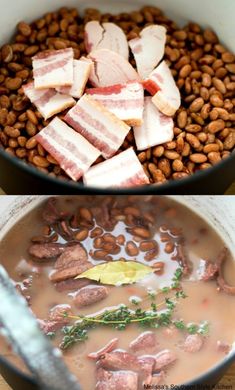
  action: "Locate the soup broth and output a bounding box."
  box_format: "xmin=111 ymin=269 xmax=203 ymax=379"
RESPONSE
xmin=0 ymin=196 xmax=235 ymax=389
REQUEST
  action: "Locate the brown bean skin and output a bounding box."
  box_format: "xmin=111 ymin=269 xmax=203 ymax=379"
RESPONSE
xmin=125 ymin=241 xmax=139 ymax=257
xmin=139 ymin=240 xmax=157 ymax=252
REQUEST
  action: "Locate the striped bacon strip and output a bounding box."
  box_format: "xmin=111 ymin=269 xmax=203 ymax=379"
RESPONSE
xmin=56 ymin=59 xmax=92 ymax=99
xmin=143 ymin=61 xmax=181 ymax=117
xmin=86 ymin=82 xmax=144 ymax=126
xmin=134 ymin=97 xmax=174 ymax=151
xmin=83 ymin=148 xmax=150 ymax=188
xmin=88 ymin=49 xmax=141 ymax=87
xmin=64 ymin=94 xmax=131 ymax=159
xmin=129 ymin=25 xmax=166 ymax=79
xmin=23 ymin=82 xmax=75 ymax=120
xmin=32 ymin=48 xmax=74 ymax=89
xmin=35 ymin=117 xmax=101 ymax=181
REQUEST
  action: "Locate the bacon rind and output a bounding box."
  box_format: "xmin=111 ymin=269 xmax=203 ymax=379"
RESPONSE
xmin=85 ymin=21 xmax=129 ymax=60
xmin=23 ymin=82 xmax=75 ymax=120
xmin=86 ymin=82 xmax=144 ymax=126
xmin=56 ymin=59 xmax=92 ymax=98
xmin=35 ymin=117 xmax=100 ymax=181
xmin=83 ymin=148 xmax=150 ymax=188
xmin=143 ymin=61 xmax=181 ymax=117
xmin=133 ymin=97 xmax=174 ymax=150
xmin=64 ymin=94 xmax=131 ymax=159
xmin=32 ymin=48 xmax=74 ymax=89
xmin=88 ymin=49 xmax=141 ymax=87
xmin=129 ymin=25 xmax=167 ymax=79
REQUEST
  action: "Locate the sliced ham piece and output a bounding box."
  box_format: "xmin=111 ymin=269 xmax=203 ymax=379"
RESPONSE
xmin=144 ymin=60 xmax=181 ymax=116
xmin=86 ymin=82 xmax=144 ymax=126
xmin=88 ymin=339 xmax=119 ymax=360
xmin=32 ymin=48 xmax=74 ymax=89
xmin=64 ymin=94 xmax=130 ymax=159
xmin=88 ymin=49 xmax=141 ymax=87
xmin=96 ymin=368 xmax=138 ymax=390
xmin=154 ymin=349 xmax=177 ymax=371
xmin=133 ymin=96 xmax=174 ymax=151
xmin=182 ymin=334 xmax=203 ymax=353
xmin=56 ymin=59 xmax=92 ymax=98
xmin=73 ymin=285 xmax=109 ymax=308
xmin=83 ymin=148 xmax=150 ymax=188
xmin=85 ymin=21 xmax=129 ymax=60
xmin=129 ymin=331 xmax=158 ymax=354
xmin=23 ymin=82 xmax=75 ymax=120
xmin=35 ymin=117 xmax=100 ymax=181
xmin=129 ymin=25 xmax=167 ymax=79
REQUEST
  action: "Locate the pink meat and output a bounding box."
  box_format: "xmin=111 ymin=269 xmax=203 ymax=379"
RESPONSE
xmin=86 ymin=82 xmax=144 ymax=126
xmin=88 ymin=49 xmax=141 ymax=87
xmin=23 ymin=82 xmax=75 ymax=120
xmin=183 ymin=334 xmax=203 ymax=353
xmin=133 ymin=96 xmax=174 ymax=150
xmin=48 ymin=304 xmax=72 ymax=323
xmin=129 ymin=331 xmax=158 ymax=354
xmin=96 ymin=368 xmax=138 ymax=390
xmin=200 ymin=261 xmax=219 ymax=281
xmin=85 ymin=21 xmax=129 ymax=60
xmin=55 ymin=278 xmax=91 ymax=292
xmin=32 ymin=48 xmax=74 ymax=89
xmin=38 ymin=319 xmax=63 ymax=334
xmin=36 ymin=117 xmax=101 ymax=181
xmin=83 ymin=148 xmax=150 ymax=188
xmin=129 ymin=25 xmax=166 ymax=79
xmin=28 ymin=242 xmax=68 ymax=260
xmin=64 ymin=94 xmax=130 ymax=159
xmin=143 ymin=61 xmax=181 ymax=116
xmin=88 ymin=338 xmax=119 ymax=360
xmin=73 ymin=285 xmax=109 ymax=308
xmin=98 ymin=351 xmax=146 ymax=372
xmin=154 ymin=349 xmax=177 ymax=371
xmin=56 ymin=59 xmax=92 ymax=98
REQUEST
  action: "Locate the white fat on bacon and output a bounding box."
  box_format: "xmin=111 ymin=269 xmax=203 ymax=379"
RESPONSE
xmin=88 ymin=49 xmax=141 ymax=87
xmin=133 ymin=97 xmax=174 ymax=151
xmin=129 ymin=25 xmax=166 ymax=79
xmin=36 ymin=117 xmax=100 ymax=181
xmin=85 ymin=21 xmax=129 ymax=60
xmin=86 ymin=82 xmax=144 ymax=126
xmin=56 ymin=59 xmax=92 ymax=99
xmin=143 ymin=60 xmax=181 ymax=116
xmin=83 ymin=148 xmax=150 ymax=188
xmin=32 ymin=48 xmax=74 ymax=89
xmin=23 ymin=82 xmax=75 ymax=120
xmin=64 ymin=94 xmax=130 ymax=159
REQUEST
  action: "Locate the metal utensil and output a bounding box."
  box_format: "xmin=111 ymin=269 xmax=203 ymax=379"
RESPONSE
xmin=0 ymin=265 xmax=81 ymax=390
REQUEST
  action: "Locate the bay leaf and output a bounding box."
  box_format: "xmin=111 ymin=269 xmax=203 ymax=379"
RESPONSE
xmin=75 ymin=261 xmax=153 ymax=285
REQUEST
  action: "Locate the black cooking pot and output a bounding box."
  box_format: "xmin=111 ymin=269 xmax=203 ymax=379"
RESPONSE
xmin=0 ymin=346 xmax=234 ymax=389
xmin=0 ymin=148 xmax=235 ymax=195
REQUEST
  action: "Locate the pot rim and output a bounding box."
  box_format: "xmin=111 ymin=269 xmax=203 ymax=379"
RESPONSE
xmin=0 ymin=147 xmax=235 ymax=194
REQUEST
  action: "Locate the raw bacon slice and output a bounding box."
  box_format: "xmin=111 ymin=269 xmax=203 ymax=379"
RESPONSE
xmin=86 ymin=82 xmax=144 ymax=126
xmin=129 ymin=25 xmax=166 ymax=79
xmin=85 ymin=21 xmax=129 ymax=60
xmin=133 ymin=97 xmax=174 ymax=151
xmin=23 ymin=82 xmax=75 ymax=120
xmin=56 ymin=59 xmax=92 ymax=98
xmin=88 ymin=49 xmax=141 ymax=87
xmin=32 ymin=48 xmax=74 ymax=89
xmin=35 ymin=117 xmax=100 ymax=181
xmin=64 ymin=94 xmax=130 ymax=159
xmin=83 ymin=148 xmax=150 ymax=188
xmin=143 ymin=61 xmax=181 ymax=116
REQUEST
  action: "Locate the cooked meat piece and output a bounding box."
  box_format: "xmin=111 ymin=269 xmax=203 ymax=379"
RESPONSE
xmin=38 ymin=319 xmax=63 ymax=334
xmin=73 ymin=285 xmax=108 ymax=308
xmin=154 ymin=349 xmax=177 ymax=371
xmin=172 ymin=240 xmax=191 ymax=276
xmin=96 ymin=368 xmax=138 ymax=390
xmin=97 ymin=351 xmax=142 ymax=371
xmin=216 ymin=341 xmax=231 ymax=354
xmin=183 ymin=334 xmax=203 ymax=353
xmin=88 ymin=338 xmax=119 ymax=360
xmin=138 ymin=356 xmax=156 ymax=385
xmin=216 ymin=248 xmax=235 ymax=295
xmin=49 ymin=304 xmax=72 ymax=324
xmin=55 ymin=278 xmax=91 ymax=292
xmin=28 ymin=242 xmax=68 ymax=260
xmin=42 ymin=197 xmax=63 ymax=224
xmin=85 ymin=21 xmax=129 ymax=60
xmin=50 ymin=243 xmax=91 ymax=282
xmin=201 ymin=261 xmax=219 ymax=281
xmin=129 ymin=331 xmax=158 ymax=354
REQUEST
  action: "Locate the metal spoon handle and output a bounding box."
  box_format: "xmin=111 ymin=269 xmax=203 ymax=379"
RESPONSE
xmin=0 ymin=266 xmax=81 ymax=390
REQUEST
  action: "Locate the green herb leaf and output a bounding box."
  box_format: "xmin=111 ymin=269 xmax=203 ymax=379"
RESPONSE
xmin=75 ymin=261 xmax=153 ymax=285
